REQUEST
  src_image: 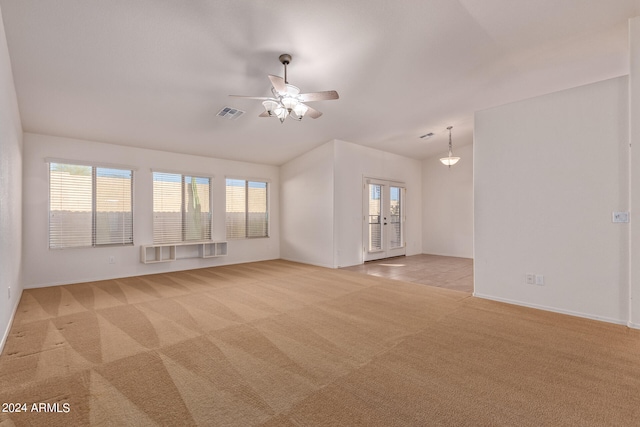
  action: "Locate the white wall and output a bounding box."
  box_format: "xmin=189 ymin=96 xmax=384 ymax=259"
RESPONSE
xmin=22 ymin=133 xmax=280 ymax=288
xmin=629 ymin=17 xmax=640 ymax=328
xmin=422 ymin=144 xmax=473 ymax=258
xmin=0 ymin=4 xmax=23 ymax=353
xmin=280 ymin=141 xmax=335 ymax=268
xmin=334 ymin=140 xmax=422 ymax=267
xmin=474 ymin=76 xmax=629 ymax=324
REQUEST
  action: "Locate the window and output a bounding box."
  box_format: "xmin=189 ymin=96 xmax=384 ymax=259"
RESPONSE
xmin=226 ymin=179 xmax=268 ymax=239
xmin=153 ymin=172 xmax=211 ymax=244
xmin=49 ymin=162 xmax=133 ymax=248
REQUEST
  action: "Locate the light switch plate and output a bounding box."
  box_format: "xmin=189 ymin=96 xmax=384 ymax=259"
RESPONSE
xmin=612 ymin=212 xmax=630 ymax=223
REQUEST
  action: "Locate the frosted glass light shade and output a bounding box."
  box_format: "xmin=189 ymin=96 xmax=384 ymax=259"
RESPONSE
xmin=439 ymin=156 xmax=460 ymax=166
xmin=281 ymin=96 xmax=299 ymax=111
xmin=293 ymin=103 xmax=309 ymax=119
xmin=274 ymin=106 xmax=288 ymax=121
xmin=262 ymin=99 xmax=279 ymax=116
xmin=284 ymin=84 xmax=300 ymax=96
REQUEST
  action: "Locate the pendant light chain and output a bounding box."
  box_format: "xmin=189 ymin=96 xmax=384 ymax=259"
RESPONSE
xmin=439 ymin=125 xmax=460 ymax=167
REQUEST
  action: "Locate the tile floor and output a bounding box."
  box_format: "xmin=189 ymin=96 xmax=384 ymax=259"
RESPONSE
xmin=340 ymin=254 xmax=474 ymax=293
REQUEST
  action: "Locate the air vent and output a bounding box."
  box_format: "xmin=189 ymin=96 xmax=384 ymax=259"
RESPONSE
xmin=217 ymin=106 xmax=245 ymax=120
xmin=419 ymin=132 xmax=434 ymax=139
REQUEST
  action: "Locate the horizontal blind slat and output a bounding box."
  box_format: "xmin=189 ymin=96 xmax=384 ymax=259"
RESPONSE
xmin=225 ymin=179 xmax=268 ymax=239
xmin=154 ymin=172 xmax=211 ymax=243
xmin=95 ymin=167 xmax=133 ymax=245
xmin=49 ymin=163 xmax=133 ymax=248
xmin=248 ymin=181 xmax=268 ymax=238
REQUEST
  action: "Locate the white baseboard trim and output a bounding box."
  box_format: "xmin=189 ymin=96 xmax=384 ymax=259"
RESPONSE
xmin=627 ymin=321 xmax=640 ymax=330
xmin=280 ymin=256 xmax=334 ymax=269
xmin=0 ymin=287 xmax=23 ymax=356
xmin=422 ymin=252 xmax=473 ymax=260
xmin=473 ymin=292 xmax=627 ymax=326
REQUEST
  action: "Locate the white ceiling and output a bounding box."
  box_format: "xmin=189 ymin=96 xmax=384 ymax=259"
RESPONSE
xmin=1 ymin=0 xmax=639 ymax=165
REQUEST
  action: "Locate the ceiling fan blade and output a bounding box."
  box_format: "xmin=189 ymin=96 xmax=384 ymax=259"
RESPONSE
xmin=298 ymin=90 xmax=339 ymax=102
xmin=305 ymin=105 xmax=323 ymax=119
xmin=268 ymin=75 xmax=287 ymax=93
xmin=229 ymin=95 xmax=269 ymax=100
xmin=258 ymin=111 xmax=270 ymax=117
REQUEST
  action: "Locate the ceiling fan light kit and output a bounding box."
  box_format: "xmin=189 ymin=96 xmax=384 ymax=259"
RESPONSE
xmin=231 ymin=53 xmax=339 ymax=123
xmin=440 ymin=126 xmax=460 ymax=167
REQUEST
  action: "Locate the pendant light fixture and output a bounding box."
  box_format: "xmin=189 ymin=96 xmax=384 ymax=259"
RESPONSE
xmin=440 ymin=126 xmax=460 ymax=167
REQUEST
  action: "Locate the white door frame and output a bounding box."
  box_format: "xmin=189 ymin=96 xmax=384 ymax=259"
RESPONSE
xmin=363 ymin=177 xmax=406 ymax=262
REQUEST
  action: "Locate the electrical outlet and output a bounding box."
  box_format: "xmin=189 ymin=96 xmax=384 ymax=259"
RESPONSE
xmin=535 ymin=275 xmax=545 ymax=286
xmin=525 ymin=274 xmax=535 ymax=285
xmin=109 ymin=256 xmax=116 ymax=264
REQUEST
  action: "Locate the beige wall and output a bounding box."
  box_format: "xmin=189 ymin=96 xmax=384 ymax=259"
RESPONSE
xmin=280 ymin=141 xmax=335 ymax=268
xmin=334 ymin=140 xmax=423 ymax=267
xmin=422 ymin=143 xmax=474 ymax=258
xmin=629 ymin=16 xmax=640 ymax=328
xmin=0 ymin=3 xmax=23 ymax=353
xmin=474 ymin=76 xmax=629 ymax=324
xmin=22 ymin=133 xmax=280 ymax=288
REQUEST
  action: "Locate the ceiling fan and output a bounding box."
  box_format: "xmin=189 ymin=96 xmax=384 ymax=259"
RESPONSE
xmin=230 ymin=53 xmax=339 ymax=123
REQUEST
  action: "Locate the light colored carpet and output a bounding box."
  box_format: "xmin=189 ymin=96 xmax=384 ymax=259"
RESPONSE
xmin=1 ymin=259 xmax=639 ymax=426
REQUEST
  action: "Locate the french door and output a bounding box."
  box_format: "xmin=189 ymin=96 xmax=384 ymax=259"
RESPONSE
xmin=363 ymin=178 xmax=406 ymax=261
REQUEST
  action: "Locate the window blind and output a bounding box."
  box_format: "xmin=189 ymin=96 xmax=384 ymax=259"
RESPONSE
xmin=49 ymin=162 xmax=133 ymax=248
xmin=153 ymin=172 xmax=211 ymax=244
xmin=248 ymin=181 xmax=268 ymax=238
xmin=225 ymin=179 xmax=268 ymax=239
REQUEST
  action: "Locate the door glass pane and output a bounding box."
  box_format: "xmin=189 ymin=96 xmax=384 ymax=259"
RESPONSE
xmin=368 ymin=184 xmax=382 ymax=251
xmin=390 ymin=186 xmax=402 ymax=249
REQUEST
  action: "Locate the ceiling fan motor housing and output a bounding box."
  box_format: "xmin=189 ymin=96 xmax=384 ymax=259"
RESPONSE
xmin=279 ymin=54 xmax=292 ymax=65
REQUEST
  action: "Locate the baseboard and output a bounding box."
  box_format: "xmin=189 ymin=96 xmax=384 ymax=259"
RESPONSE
xmin=627 ymin=321 xmax=640 ymax=330
xmin=0 ymin=287 xmax=23 ymax=356
xmin=422 ymin=252 xmax=473 ymax=260
xmin=280 ymin=256 xmax=334 ymax=269
xmin=473 ymin=292 xmax=627 ymax=326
